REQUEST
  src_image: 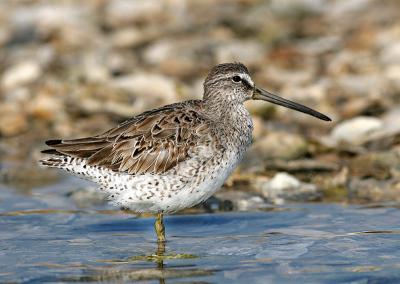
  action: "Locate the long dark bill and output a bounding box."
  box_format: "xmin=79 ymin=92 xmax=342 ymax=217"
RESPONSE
xmin=253 ymin=87 xmax=331 ymax=121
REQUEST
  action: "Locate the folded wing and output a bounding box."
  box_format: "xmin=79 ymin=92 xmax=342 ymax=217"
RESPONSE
xmin=43 ymin=102 xmax=211 ymax=175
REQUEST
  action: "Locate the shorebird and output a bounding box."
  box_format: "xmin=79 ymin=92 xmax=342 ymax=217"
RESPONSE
xmin=40 ymin=63 xmax=330 ymax=242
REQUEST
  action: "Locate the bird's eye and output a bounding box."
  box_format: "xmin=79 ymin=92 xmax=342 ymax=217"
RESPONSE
xmin=232 ymin=75 xmax=241 ymax=83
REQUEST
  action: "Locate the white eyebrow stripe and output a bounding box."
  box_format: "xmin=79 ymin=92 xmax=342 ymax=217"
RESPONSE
xmin=241 ymin=74 xmax=254 ymax=87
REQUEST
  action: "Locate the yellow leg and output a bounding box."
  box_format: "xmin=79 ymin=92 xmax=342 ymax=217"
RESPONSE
xmin=154 ymin=212 xmax=166 ymax=243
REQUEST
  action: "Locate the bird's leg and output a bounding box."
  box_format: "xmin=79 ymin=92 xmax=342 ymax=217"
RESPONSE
xmin=154 ymin=212 xmax=166 ymax=280
xmin=154 ymin=214 xmax=166 ymax=284
xmin=156 ymin=239 xmax=165 ymax=277
xmin=154 ymin=212 xmax=166 ymax=243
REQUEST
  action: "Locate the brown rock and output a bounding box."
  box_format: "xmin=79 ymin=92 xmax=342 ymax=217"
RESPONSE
xmin=348 ymin=151 xmax=400 ymax=180
xmin=28 ymin=93 xmax=63 ymax=121
xmin=349 ymin=178 xmax=400 ymax=203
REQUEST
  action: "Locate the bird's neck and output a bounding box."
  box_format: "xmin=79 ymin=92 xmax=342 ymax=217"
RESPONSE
xmin=203 ymin=99 xmax=253 ymax=140
xmin=203 ymin=98 xmax=242 ymax=120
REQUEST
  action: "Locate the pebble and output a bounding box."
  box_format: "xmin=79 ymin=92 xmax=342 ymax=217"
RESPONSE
xmin=329 ymin=0 xmax=373 ymax=17
xmin=257 ymin=172 xmax=320 ymax=204
xmin=270 ymin=0 xmax=325 ymax=15
xmin=0 ymin=104 xmax=28 ymax=137
xmin=349 ymin=178 xmax=400 ymax=203
xmin=279 ymin=83 xmax=327 ymax=106
xmin=0 ymin=28 xmax=10 ymax=47
xmin=385 ymin=64 xmax=400 ymax=92
xmin=28 ymin=93 xmax=63 ymax=121
xmin=110 ymin=73 xmax=178 ymax=104
xmin=246 ymin=131 xmax=308 ymax=160
xmin=1 ymin=61 xmax=42 ymax=89
xmin=340 ymin=97 xmax=386 ymax=118
xmin=381 ymin=108 xmax=400 ymax=135
xmin=111 ymin=28 xmax=155 ymax=48
xmin=105 ymin=0 xmax=163 ymax=27
xmin=143 ymin=38 xmax=208 ymax=77
xmin=297 ymin=36 xmax=341 ymax=55
xmin=214 ymin=191 xmax=268 ymax=211
xmin=334 ymin=74 xmax=387 ymax=98
xmin=11 ymin=4 xmax=91 ymax=46
xmin=143 ymin=39 xmax=175 ymax=65
xmin=349 ymin=151 xmax=400 ymax=180
xmin=262 ymin=65 xmax=314 ymax=87
xmin=82 ymin=55 xmax=109 ymax=83
xmin=380 ymin=41 xmax=400 ymax=65
xmin=215 ymin=40 xmax=266 ymax=66
xmin=330 ymin=116 xmax=384 ymax=145
xmin=355 ymin=108 xmax=400 ymax=151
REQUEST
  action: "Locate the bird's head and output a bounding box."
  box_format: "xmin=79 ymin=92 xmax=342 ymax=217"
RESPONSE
xmin=203 ymin=62 xmax=331 ymax=121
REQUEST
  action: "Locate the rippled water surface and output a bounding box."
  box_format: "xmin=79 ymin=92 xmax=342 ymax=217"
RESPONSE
xmin=2 ymin=178 xmax=400 ymax=283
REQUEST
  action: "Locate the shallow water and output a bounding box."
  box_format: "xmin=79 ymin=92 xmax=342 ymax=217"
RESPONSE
xmin=2 ymin=178 xmax=400 ymax=283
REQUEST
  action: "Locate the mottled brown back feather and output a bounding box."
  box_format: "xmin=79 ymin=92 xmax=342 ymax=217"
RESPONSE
xmin=42 ymin=101 xmax=212 ymax=175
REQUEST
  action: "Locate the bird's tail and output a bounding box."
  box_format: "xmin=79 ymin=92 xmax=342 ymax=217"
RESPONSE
xmin=39 ymin=149 xmax=67 ymax=168
xmin=39 ymin=151 xmax=83 ymax=174
xmin=40 ymin=154 xmax=105 ymax=189
xmin=40 ymin=139 xmax=92 ymax=173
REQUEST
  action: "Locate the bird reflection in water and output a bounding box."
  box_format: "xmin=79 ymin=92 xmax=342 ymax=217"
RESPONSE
xmin=156 ymin=239 xmax=166 ymax=284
